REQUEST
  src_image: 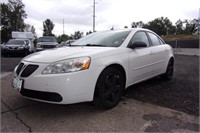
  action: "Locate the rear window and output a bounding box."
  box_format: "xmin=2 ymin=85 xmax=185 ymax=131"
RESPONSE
xmin=38 ymin=37 xmax=57 ymax=42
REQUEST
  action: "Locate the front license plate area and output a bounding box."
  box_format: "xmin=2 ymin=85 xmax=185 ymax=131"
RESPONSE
xmin=13 ymin=77 xmax=23 ymax=91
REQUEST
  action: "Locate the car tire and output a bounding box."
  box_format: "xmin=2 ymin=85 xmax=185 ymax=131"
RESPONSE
xmin=95 ymin=67 xmax=125 ymax=109
xmin=162 ymin=59 xmax=174 ymax=80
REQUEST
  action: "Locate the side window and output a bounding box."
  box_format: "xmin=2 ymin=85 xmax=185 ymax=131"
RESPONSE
xmin=131 ymin=31 xmax=149 ymax=47
xmin=159 ymin=38 xmax=165 ymax=44
xmin=147 ymin=32 xmax=160 ymax=46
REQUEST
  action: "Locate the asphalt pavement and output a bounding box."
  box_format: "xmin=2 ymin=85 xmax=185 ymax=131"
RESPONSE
xmin=1 ymin=55 xmax=199 ymax=132
xmin=126 ymin=55 xmax=199 ymax=116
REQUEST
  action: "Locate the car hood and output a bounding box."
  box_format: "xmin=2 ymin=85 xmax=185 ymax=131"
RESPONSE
xmin=23 ymin=47 xmax=120 ymax=63
xmin=4 ymin=44 xmax=22 ymax=47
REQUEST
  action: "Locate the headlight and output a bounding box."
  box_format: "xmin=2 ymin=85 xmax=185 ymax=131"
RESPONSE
xmin=42 ymin=57 xmax=91 ymax=74
xmin=2 ymin=46 xmax=7 ymax=49
xmin=55 ymin=43 xmax=59 ymax=48
xmin=18 ymin=46 xmax=25 ymax=49
xmin=37 ymin=43 xmax=41 ymax=48
xmin=18 ymin=46 xmax=24 ymax=49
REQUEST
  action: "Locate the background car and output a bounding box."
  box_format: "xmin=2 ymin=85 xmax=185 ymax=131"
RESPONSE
xmin=1 ymin=39 xmax=34 ymax=56
xmin=36 ymin=36 xmax=58 ymax=51
xmin=59 ymin=40 xmax=76 ymax=47
xmin=65 ymin=39 xmax=76 ymax=46
xmin=12 ymin=28 xmax=174 ymax=109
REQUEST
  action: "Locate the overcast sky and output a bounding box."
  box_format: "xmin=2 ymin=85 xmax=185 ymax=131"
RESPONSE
xmin=2 ymin=0 xmax=200 ymax=37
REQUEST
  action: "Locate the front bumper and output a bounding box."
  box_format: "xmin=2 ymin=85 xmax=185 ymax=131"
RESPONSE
xmin=36 ymin=45 xmax=57 ymax=51
xmin=2 ymin=48 xmax=28 ymax=55
xmin=13 ymin=60 xmax=103 ymax=104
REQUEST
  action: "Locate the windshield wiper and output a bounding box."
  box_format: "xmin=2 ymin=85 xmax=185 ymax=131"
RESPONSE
xmin=66 ymin=44 xmax=106 ymax=47
xmin=85 ymin=44 xmax=106 ymax=47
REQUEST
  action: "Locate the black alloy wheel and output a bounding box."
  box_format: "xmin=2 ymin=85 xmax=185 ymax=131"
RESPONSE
xmin=95 ymin=67 xmax=125 ymax=109
xmin=162 ymin=59 xmax=174 ymax=80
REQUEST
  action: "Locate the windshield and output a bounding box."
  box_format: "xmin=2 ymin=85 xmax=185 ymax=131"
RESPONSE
xmin=72 ymin=30 xmax=131 ymax=47
xmin=24 ymin=40 xmax=29 ymax=44
xmin=7 ymin=40 xmax=26 ymax=45
xmin=38 ymin=37 xmax=57 ymax=42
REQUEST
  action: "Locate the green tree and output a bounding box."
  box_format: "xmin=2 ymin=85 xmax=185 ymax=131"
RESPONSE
xmin=43 ymin=19 xmax=55 ymax=36
xmin=24 ymin=24 xmax=37 ymax=38
xmin=7 ymin=0 xmax=27 ymax=31
xmin=143 ymin=17 xmax=175 ymax=35
xmin=57 ymin=34 xmax=70 ymax=43
xmin=1 ymin=3 xmax=11 ymax=42
xmin=71 ymin=31 xmax=83 ymax=39
xmin=190 ymin=19 xmax=200 ymax=35
xmin=131 ymin=21 xmax=144 ymax=28
xmin=131 ymin=22 xmax=137 ymax=28
xmin=24 ymin=24 xmax=31 ymax=32
xmin=30 ymin=26 xmax=36 ymax=38
xmin=1 ymin=0 xmax=27 ymax=42
xmin=183 ymin=19 xmax=198 ymax=34
xmin=86 ymin=31 xmax=92 ymax=35
xmin=175 ymin=19 xmax=184 ymax=34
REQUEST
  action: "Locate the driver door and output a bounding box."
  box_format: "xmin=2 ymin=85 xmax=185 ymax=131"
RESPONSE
xmin=128 ymin=31 xmax=156 ymax=85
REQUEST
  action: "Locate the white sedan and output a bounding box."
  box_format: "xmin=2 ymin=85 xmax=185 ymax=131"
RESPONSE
xmin=12 ymin=28 xmax=174 ymax=109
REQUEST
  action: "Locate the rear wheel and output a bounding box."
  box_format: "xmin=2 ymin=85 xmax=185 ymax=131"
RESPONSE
xmin=95 ymin=67 xmax=125 ymax=109
xmin=162 ymin=59 xmax=174 ymax=80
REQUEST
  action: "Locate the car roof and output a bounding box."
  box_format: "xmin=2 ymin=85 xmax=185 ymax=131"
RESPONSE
xmin=90 ymin=28 xmax=153 ymax=34
xmin=14 ymin=39 xmax=30 ymax=41
xmin=38 ymin=36 xmax=56 ymax=39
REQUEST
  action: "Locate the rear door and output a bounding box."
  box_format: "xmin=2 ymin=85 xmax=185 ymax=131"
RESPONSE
xmin=146 ymin=32 xmax=166 ymax=75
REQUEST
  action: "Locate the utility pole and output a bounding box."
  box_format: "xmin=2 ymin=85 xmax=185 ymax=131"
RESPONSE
xmin=63 ymin=19 xmax=65 ymax=35
xmin=198 ymin=8 xmax=200 ymax=35
xmin=92 ymin=0 xmax=97 ymax=32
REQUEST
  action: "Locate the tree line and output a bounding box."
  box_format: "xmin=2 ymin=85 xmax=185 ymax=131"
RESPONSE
xmin=128 ymin=17 xmax=199 ymax=36
xmin=1 ymin=0 xmax=199 ymax=43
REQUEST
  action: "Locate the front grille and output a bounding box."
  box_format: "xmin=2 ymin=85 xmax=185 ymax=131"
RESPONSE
xmin=16 ymin=63 xmax=38 ymax=78
xmin=21 ymin=65 xmax=39 ymax=77
xmin=20 ymin=88 xmax=63 ymax=102
xmin=42 ymin=45 xmax=55 ymax=48
xmin=16 ymin=63 xmax=24 ymax=76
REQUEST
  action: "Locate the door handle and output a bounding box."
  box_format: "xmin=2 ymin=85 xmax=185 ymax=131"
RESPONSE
xmin=150 ymin=51 xmax=154 ymax=55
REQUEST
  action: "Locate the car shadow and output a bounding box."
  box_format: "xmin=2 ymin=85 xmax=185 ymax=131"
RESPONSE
xmin=123 ymin=75 xmax=199 ymax=116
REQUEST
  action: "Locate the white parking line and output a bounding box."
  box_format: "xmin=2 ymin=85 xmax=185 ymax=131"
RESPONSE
xmin=0 ymin=72 xmax=12 ymax=79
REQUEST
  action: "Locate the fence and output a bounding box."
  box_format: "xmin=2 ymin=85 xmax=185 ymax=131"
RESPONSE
xmin=165 ymin=39 xmax=199 ymax=56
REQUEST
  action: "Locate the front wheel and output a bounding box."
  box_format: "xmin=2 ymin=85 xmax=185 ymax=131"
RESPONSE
xmin=95 ymin=67 xmax=125 ymax=109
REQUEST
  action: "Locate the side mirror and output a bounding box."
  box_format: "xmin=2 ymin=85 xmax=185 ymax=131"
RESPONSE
xmin=129 ymin=41 xmax=147 ymax=49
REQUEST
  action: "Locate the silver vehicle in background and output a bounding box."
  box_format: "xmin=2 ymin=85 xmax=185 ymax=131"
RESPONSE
xmin=65 ymin=40 xmax=76 ymax=46
xmin=36 ymin=36 xmax=58 ymax=51
xmin=60 ymin=40 xmax=76 ymax=47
